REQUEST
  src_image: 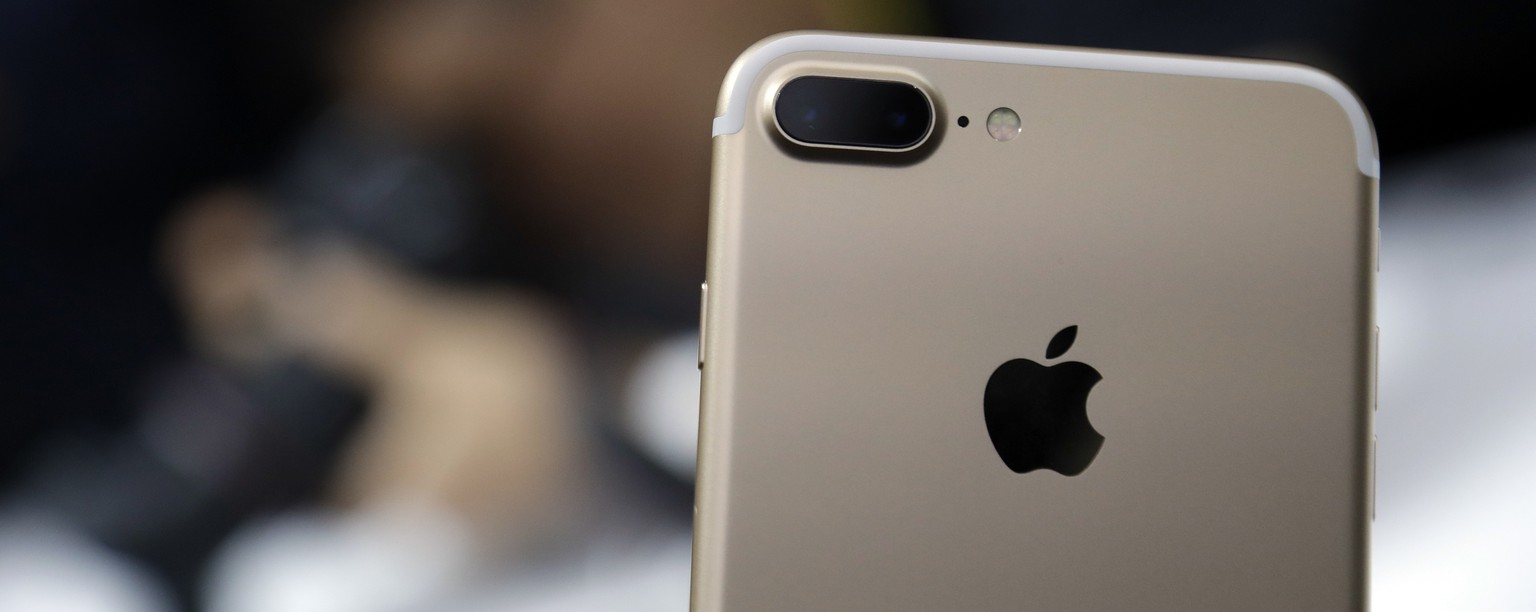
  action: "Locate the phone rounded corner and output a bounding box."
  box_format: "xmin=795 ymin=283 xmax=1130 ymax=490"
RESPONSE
xmin=1263 ymin=62 xmax=1380 ymax=179
xmin=712 ymin=31 xmax=856 ymax=138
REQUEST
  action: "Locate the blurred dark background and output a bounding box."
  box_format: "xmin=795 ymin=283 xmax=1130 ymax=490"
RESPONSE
xmin=2 ymin=0 xmax=1533 ymax=610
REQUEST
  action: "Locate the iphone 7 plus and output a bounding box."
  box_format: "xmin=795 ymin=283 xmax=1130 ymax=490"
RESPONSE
xmin=693 ymin=32 xmax=1377 ymax=611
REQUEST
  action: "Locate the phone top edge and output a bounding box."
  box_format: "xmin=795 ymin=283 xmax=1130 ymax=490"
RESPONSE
xmin=711 ymin=31 xmax=1380 ymax=178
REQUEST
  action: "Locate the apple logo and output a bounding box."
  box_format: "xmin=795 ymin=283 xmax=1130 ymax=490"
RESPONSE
xmin=983 ymin=325 xmax=1104 ymax=476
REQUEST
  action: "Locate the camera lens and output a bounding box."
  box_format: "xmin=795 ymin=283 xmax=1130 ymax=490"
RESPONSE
xmin=774 ymin=76 xmax=933 ymax=149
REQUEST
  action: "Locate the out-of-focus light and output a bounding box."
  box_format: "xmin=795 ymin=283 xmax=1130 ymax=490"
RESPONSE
xmin=0 ymin=516 xmax=174 ymax=612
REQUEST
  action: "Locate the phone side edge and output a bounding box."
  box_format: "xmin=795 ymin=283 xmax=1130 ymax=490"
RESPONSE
xmin=690 ymin=127 xmax=749 ymax=612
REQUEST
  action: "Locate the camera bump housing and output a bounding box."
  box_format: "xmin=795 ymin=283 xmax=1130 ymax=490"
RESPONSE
xmin=772 ymin=76 xmax=935 ymax=151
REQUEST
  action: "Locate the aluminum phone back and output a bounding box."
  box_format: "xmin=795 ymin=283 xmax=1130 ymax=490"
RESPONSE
xmin=693 ymin=32 xmax=1377 ymax=612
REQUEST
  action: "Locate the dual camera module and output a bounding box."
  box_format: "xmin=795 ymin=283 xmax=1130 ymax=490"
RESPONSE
xmin=773 ymin=76 xmax=1020 ymax=151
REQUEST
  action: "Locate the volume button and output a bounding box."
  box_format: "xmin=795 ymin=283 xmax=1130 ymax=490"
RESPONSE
xmin=1370 ymin=435 xmax=1377 ymax=521
xmin=698 ymin=282 xmax=708 ymax=370
xmin=1373 ymin=326 xmax=1379 ymax=412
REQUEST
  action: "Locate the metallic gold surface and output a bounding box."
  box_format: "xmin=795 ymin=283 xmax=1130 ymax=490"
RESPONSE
xmin=695 ymin=33 xmax=1376 ymax=612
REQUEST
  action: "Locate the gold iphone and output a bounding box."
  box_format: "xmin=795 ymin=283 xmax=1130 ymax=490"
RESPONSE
xmin=693 ymin=32 xmax=1377 ymax=611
